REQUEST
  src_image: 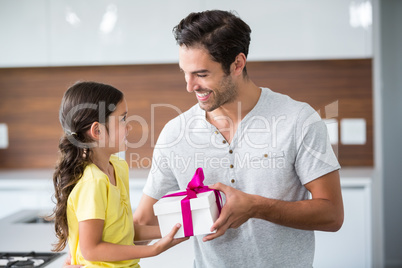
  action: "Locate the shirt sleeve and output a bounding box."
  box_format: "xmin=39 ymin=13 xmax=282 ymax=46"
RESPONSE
xmin=72 ymin=178 xmax=109 ymax=222
xmin=294 ymin=104 xmax=340 ymax=185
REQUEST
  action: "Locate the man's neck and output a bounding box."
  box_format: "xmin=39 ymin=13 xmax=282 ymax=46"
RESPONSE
xmin=207 ymin=81 xmax=261 ymax=124
xmin=206 ymin=80 xmax=261 ymax=143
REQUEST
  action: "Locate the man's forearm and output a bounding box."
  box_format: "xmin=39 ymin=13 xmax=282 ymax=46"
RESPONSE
xmin=251 ymin=194 xmax=343 ymax=232
xmin=134 ymin=224 xmax=161 ymax=242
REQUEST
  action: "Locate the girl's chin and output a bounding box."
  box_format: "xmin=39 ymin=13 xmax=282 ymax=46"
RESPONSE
xmin=121 ymin=142 xmax=129 ymax=151
xmin=107 ymin=146 xmax=127 ymax=155
xmin=117 ymin=145 xmax=128 ymax=152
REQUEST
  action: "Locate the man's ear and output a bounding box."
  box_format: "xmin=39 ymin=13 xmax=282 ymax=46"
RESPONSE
xmin=88 ymin=122 xmax=102 ymax=140
xmin=232 ymin=53 xmax=247 ymax=76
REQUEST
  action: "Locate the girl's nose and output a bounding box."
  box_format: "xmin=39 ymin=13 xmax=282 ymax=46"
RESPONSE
xmin=126 ymin=123 xmax=133 ymax=133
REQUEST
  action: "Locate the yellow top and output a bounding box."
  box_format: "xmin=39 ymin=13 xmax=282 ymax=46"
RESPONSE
xmin=67 ymin=155 xmax=140 ymax=267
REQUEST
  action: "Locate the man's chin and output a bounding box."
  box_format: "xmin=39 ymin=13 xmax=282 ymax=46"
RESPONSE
xmin=198 ymin=102 xmax=219 ymax=112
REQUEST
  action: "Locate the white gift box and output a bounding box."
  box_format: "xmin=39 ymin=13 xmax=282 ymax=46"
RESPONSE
xmin=153 ymin=190 xmax=221 ymax=238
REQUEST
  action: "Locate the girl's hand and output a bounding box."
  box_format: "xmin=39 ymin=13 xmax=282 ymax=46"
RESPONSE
xmin=153 ymin=223 xmax=189 ymax=255
xmin=63 ymin=253 xmax=83 ymax=267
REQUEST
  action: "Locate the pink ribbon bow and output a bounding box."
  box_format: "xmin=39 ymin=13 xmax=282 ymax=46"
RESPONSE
xmin=162 ymin=168 xmax=223 ymax=237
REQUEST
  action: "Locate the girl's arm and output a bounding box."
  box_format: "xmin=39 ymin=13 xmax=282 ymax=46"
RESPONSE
xmin=132 ymin=194 xmax=160 ymax=245
xmin=79 ymin=219 xmax=187 ymax=262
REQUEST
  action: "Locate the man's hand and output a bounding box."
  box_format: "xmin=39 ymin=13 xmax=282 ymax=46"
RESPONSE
xmin=204 ymin=171 xmax=343 ymax=240
xmin=203 ymin=183 xmax=256 ymax=242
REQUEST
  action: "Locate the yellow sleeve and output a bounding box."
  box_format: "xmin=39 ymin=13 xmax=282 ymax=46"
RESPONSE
xmin=71 ymin=177 xmax=109 ymax=222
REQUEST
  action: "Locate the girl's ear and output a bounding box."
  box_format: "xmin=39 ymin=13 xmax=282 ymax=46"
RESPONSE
xmin=88 ymin=122 xmax=101 ymax=140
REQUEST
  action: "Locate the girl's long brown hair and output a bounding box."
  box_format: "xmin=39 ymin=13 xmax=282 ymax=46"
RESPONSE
xmin=51 ymin=81 xmax=123 ymax=252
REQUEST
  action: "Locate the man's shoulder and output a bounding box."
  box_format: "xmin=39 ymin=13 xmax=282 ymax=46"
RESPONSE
xmin=260 ymin=87 xmax=311 ymax=115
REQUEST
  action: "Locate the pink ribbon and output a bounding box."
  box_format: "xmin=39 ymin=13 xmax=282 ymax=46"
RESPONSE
xmin=162 ymin=168 xmax=222 ymax=237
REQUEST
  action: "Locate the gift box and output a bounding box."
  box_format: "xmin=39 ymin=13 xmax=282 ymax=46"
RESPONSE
xmin=154 ymin=190 xmax=220 ymax=238
xmin=153 ymin=168 xmax=223 ymax=238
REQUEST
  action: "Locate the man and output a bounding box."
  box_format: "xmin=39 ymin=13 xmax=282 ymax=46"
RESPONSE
xmin=134 ymin=10 xmax=344 ymax=268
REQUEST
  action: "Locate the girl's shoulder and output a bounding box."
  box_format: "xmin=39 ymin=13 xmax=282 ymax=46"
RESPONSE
xmin=68 ymin=164 xmax=109 ymax=202
xmin=78 ymin=163 xmax=109 ymax=185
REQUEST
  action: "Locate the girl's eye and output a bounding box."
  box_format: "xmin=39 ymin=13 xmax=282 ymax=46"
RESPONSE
xmin=122 ymin=115 xmax=127 ymax=122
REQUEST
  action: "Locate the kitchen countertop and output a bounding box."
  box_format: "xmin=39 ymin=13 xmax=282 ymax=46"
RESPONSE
xmin=0 ymin=167 xmax=374 ymax=189
xmin=0 ymin=210 xmax=67 ymax=267
xmin=0 ymin=166 xmax=374 ymax=178
xmin=0 ymin=168 xmax=150 ymax=187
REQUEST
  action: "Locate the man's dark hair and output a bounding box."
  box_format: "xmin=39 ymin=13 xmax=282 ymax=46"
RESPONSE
xmin=173 ymin=10 xmax=251 ymax=76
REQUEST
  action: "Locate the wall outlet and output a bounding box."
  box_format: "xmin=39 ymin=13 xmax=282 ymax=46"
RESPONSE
xmin=341 ymin=118 xmax=367 ymax=145
xmin=0 ymin=123 xmax=9 ymax=149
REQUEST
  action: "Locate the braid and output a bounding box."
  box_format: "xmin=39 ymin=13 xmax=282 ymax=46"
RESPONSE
xmin=51 ymin=135 xmax=91 ymax=252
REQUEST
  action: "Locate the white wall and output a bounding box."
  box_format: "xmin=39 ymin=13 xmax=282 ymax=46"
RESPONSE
xmin=0 ymin=0 xmax=372 ymax=67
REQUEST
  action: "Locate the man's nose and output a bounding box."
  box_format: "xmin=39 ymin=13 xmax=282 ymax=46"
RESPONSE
xmin=186 ymin=76 xmax=200 ymax=93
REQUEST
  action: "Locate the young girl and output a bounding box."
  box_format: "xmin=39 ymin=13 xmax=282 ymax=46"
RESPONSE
xmin=52 ymin=81 xmax=187 ymax=267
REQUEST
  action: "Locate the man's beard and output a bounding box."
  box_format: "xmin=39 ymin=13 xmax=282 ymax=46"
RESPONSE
xmin=200 ymin=75 xmax=239 ymax=112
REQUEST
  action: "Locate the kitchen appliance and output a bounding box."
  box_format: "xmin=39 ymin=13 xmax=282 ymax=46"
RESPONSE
xmin=0 ymin=252 xmax=64 ymax=267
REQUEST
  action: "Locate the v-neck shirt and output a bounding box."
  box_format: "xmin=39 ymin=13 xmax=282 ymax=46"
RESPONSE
xmin=144 ymin=87 xmax=340 ymax=268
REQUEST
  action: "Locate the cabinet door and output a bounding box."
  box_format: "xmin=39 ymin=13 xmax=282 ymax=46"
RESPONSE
xmin=314 ymin=185 xmax=371 ymax=268
xmin=48 ymin=0 xmax=202 ymax=66
xmin=0 ymin=0 xmax=49 ymax=67
xmin=205 ymin=0 xmax=372 ymax=60
xmin=1 ymin=0 xmax=372 ymax=67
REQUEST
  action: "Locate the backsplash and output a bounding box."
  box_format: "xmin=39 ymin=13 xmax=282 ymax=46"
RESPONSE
xmin=0 ymin=59 xmax=372 ymax=169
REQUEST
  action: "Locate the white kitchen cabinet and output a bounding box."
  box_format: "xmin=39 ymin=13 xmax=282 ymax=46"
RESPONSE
xmin=0 ymin=0 xmax=49 ymax=67
xmin=0 ymin=190 xmax=52 ymax=219
xmin=206 ymin=0 xmax=372 ymax=61
xmin=0 ymin=173 xmax=55 ymax=219
xmin=0 ymin=0 xmax=372 ymax=67
xmin=47 ymin=0 xmax=202 ymax=66
xmin=0 ymin=169 xmax=148 ymax=219
xmin=314 ymin=178 xmax=372 ymax=268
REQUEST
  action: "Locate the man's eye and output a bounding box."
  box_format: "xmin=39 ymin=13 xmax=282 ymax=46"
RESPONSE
xmin=197 ymin=74 xmax=207 ymax=78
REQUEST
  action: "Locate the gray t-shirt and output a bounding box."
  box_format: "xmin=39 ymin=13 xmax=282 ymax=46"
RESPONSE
xmin=144 ymin=88 xmax=340 ymax=268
